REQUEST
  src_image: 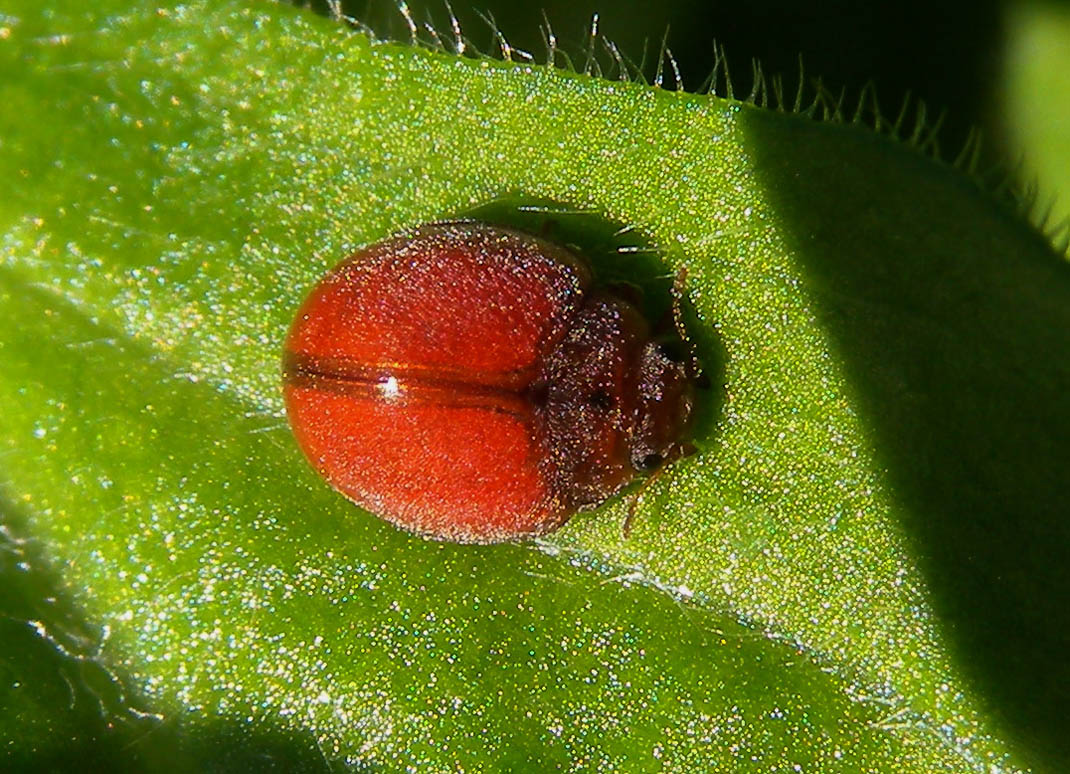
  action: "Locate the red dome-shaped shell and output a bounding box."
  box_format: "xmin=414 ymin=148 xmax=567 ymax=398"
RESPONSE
xmin=283 ymin=221 xmax=695 ymax=543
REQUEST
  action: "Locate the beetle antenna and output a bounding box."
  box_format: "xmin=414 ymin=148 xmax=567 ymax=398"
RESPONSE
xmin=671 ymin=266 xmax=704 ymax=380
xmin=622 ymin=498 xmax=637 ymax=538
xmin=623 ymin=468 xmax=660 ymax=537
xmin=622 ymin=438 xmax=697 ymax=538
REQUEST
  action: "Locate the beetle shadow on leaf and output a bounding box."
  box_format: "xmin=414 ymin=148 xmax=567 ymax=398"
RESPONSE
xmin=746 ymin=112 xmax=1070 ymax=770
xmin=461 ymin=194 xmax=726 ymax=445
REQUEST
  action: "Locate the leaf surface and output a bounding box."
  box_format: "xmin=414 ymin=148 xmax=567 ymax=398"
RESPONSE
xmin=2 ymin=2 xmax=1068 ymax=771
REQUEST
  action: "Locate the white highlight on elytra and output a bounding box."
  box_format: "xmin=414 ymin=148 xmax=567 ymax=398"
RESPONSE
xmin=378 ymin=375 xmax=401 ymax=399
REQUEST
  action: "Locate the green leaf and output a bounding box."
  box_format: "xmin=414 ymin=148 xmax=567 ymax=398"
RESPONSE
xmin=2 ymin=1 xmax=1068 ymax=771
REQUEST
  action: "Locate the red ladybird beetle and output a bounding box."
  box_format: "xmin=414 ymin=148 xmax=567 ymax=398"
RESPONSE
xmin=282 ymin=221 xmax=697 ymax=543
